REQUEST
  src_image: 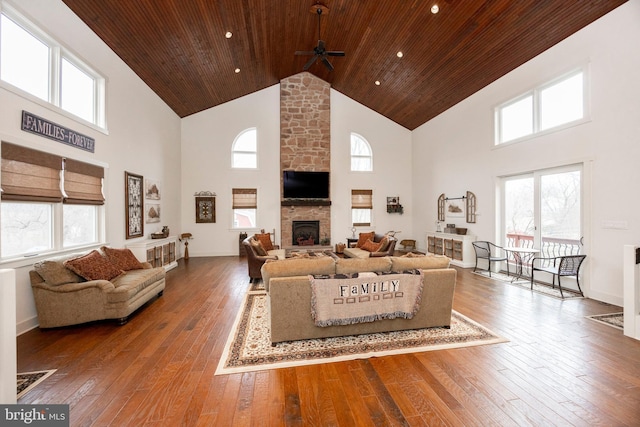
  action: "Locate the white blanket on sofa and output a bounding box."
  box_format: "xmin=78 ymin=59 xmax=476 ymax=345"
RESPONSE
xmin=309 ymin=270 xmax=424 ymax=327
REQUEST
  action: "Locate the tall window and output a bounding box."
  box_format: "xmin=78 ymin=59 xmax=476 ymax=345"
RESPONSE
xmin=502 ymin=164 xmax=582 ymax=259
xmin=231 ymin=128 xmax=257 ymax=168
xmin=495 ymin=68 xmax=586 ymax=144
xmin=0 ymin=5 xmax=105 ymax=128
xmin=232 ymin=188 xmax=257 ymax=228
xmin=1 ymin=142 xmax=104 ymax=259
xmin=351 ymin=189 xmax=372 ymax=226
xmin=350 ymin=133 xmax=373 ymax=171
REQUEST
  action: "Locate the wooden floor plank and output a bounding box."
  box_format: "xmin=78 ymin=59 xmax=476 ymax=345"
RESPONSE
xmin=15 ymin=257 xmax=640 ymax=426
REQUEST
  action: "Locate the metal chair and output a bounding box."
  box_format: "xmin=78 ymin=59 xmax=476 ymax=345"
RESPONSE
xmin=472 ymin=241 xmax=509 ymax=277
xmin=531 ymin=255 xmax=586 ymax=298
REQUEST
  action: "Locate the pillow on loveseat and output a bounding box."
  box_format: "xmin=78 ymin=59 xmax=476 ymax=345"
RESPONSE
xmin=361 ymin=239 xmax=382 ymax=252
xmin=34 ymin=255 xmax=84 ymax=286
xmin=64 ymin=250 xmax=124 ymax=281
xmin=356 ymin=232 xmax=375 ymax=248
xmin=101 ymin=247 xmax=144 ymax=271
xmin=255 ymin=233 xmax=274 ymax=251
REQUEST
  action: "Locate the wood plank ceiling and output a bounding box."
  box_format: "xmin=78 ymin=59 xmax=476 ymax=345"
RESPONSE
xmin=62 ymin=0 xmax=626 ymax=130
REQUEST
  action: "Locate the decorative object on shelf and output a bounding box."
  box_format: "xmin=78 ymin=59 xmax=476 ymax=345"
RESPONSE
xmin=180 ymin=233 xmax=193 ymax=260
xmin=350 ymin=226 xmax=356 ymax=239
xmin=194 ymin=191 xmax=216 ymax=223
xmin=335 ymin=243 xmax=345 ymax=254
xmin=466 ymin=191 xmax=477 ymax=223
xmin=125 ymin=171 xmax=144 ymax=239
xmin=386 ymin=196 xmax=403 ymax=214
xmin=435 ymin=221 xmax=442 ymax=232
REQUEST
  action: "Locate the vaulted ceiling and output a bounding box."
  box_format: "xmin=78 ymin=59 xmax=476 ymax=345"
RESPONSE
xmin=62 ymin=0 xmax=626 ymax=130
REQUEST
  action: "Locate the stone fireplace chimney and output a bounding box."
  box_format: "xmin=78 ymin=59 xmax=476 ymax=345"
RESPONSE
xmin=280 ymin=73 xmax=331 ymax=247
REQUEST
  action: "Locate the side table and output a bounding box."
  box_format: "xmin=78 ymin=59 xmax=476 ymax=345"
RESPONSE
xmin=504 ymin=247 xmax=540 ymax=282
xmin=346 ymin=238 xmax=358 ymax=248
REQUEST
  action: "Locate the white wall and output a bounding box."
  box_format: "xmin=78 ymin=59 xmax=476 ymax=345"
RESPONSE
xmin=0 ymin=0 xmax=181 ymax=333
xmin=412 ymin=1 xmax=640 ymax=306
xmin=180 ymin=85 xmax=412 ymax=256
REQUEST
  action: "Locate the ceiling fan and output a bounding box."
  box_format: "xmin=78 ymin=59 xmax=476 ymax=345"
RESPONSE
xmin=295 ymin=5 xmax=345 ymax=72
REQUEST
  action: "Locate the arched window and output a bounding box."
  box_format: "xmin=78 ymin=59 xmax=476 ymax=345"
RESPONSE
xmin=232 ymin=128 xmax=257 ymax=168
xmin=350 ymin=133 xmax=373 ymax=171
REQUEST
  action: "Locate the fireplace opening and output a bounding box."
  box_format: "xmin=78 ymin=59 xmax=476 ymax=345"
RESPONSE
xmin=292 ymin=221 xmax=319 ymax=246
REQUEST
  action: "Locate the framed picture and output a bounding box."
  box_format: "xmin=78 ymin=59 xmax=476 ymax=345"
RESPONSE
xmin=125 ymin=171 xmax=144 ymax=239
xmin=445 ymin=198 xmax=465 ymax=219
xmin=145 ymin=178 xmax=161 ymax=200
xmin=195 ymin=196 xmax=215 ymax=223
xmin=146 ymin=203 xmax=160 ymax=223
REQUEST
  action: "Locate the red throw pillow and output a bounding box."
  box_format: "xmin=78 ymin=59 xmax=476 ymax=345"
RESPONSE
xmin=361 ymin=239 xmax=383 ymax=252
xmin=64 ymin=250 xmax=124 ymax=281
xmin=356 ymin=232 xmax=375 ymax=248
xmin=101 ymin=247 xmax=144 ymax=271
xmin=255 ymin=233 xmax=274 ymax=251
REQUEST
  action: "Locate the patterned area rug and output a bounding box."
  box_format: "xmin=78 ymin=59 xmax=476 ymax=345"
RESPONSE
xmin=473 ymin=270 xmax=584 ymax=299
xmin=215 ymin=292 xmax=508 ymax=375
xmin=586 ymin=312 xmax=624 ymax=330
xmin=17 ymin=370 xmax=56 ymax=399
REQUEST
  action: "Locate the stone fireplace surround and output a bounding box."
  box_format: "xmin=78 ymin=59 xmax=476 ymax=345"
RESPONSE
xmin=280 ymin=72 xmax=331 ymax=248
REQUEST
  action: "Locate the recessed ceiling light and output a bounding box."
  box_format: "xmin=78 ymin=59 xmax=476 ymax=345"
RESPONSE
xmin=234 ymin=68 xmax=240 ymax=73
xmin=375 ymin=80 xmax=381 ymax=86
xmin=397 ymin=51 xmax=403 ymax=58
xmin=431 ymin=5 xmax=439 ymax=14
xmin=225 ymin=31 xmax=233 ymax=38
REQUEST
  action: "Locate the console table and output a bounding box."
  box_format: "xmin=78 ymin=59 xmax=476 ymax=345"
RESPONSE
xmin=426 ymin=231 xmax=476 ymax=268
xmin=127 ymin=236 xmax=178 ymax=271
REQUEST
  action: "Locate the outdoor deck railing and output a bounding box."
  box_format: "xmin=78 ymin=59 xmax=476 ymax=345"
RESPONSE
xmin=506 ymin=233 xmax=581 ymax=266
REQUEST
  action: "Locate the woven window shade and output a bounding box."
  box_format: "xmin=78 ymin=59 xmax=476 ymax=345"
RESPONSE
xmin=351 ymin=189 xmax=373 ymax=209
xmin=1 ymin=142 xmax=63 ymax=202
xmin=63 ymin=158 xmax=105 ymax=205
xmin=232 ymin=188 xmax=257 ymax=209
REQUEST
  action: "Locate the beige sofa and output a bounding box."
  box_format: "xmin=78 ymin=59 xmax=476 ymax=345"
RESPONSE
xmin=29 ymin=248 xmax=166 ymax=328
xmin=343 ymin=232 xmax=397 ymax=259
xmin=261 ymin=254 xmax=456 ymax=344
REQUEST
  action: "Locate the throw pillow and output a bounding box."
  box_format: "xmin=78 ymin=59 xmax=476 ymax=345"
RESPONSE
xmin=101 ymin=246 xmax=144 ymax=271
xmin=250 ymin=239 xmax=267 ymax=256
xmin=361 ymin=239 xmax=383 ymax=252
xmin=255 ymin=233 xmax=274 ymax=251
xmin=356 ymin=232 xmax=375 ymax=248
xmin=64 ymin=250 xmax=124 ymax=281
xmin=34 ymin=259 xmax=83 ymax=286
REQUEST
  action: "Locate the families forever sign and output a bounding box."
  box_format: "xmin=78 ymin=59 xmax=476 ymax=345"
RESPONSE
xmin=21 ymin=111 xmax=95 ymax=153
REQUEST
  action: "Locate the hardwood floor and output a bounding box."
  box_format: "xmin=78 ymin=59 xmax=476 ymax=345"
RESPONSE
xmin=17 ymin=256 xmax=640 ymax=426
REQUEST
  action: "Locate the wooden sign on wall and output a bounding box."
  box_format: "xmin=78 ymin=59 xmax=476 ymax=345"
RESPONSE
xmin=21 ymin=110 xmax=95 ymax=152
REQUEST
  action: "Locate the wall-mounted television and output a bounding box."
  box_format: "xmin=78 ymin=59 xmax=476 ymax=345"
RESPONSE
xmin=283 ymin=171 xmax=330 ymax=199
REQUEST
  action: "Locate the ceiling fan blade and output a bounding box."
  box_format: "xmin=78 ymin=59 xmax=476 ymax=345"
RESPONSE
xmin=295 ymin=51 xmax=315 ymax=56
xmin=326 ymin=51 xmax=345 ymax=57
xmin=321 ymin=56 xmax=334 ymax=72
xmin=303 ymin=55 xmax=318 ymax=71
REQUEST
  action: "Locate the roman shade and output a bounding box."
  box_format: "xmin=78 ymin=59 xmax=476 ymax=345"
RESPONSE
xmin=351 ymin=189 xmax=373 ymax=227
xmin=1 ymin=142 xmax=63 ymax=202
xmin=232 ymin=188 xmax=257 ymax=209
xmin=63 ymin=158 xmax=105 ymax=205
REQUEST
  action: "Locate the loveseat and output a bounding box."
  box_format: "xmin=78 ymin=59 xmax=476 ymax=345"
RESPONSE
xmin=242 ymin=234 xmax=285 ymax=282
xmin=261 ymin=254 xmax=456 ymax=344
xmin=343 ymin=232 xmax=397 ymax=258
xmin=29 ymin=247 xmax=166 ymax=328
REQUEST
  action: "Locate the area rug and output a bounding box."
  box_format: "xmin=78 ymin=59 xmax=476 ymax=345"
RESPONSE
xmin=215 ymin=293 xmax=508 ymax=375
xmin=17 ymin=370 xmax=56 ymax=399
xmin=473 ymin=270 xmax=583 ymax=299
xmin=586 ymin=312 xmax=624 ymax=330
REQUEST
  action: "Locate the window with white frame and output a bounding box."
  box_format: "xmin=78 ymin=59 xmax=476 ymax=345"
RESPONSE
xmin=0 ymin=142 xmax=104 ymax=260
xmin=495 ymin=68 xmax=586 ymax=145
xmin=231 ymin=128 xmax=257 ymax=168
xmin=350 ymin=133 xmax=373 ymax=171
xmin=0 ymin=5 xmax=105 ymax=128
xmin=351 ymin=189 xmax=372 ymax=226
xmin=232 ymin=188 xmax=257 ymax=228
